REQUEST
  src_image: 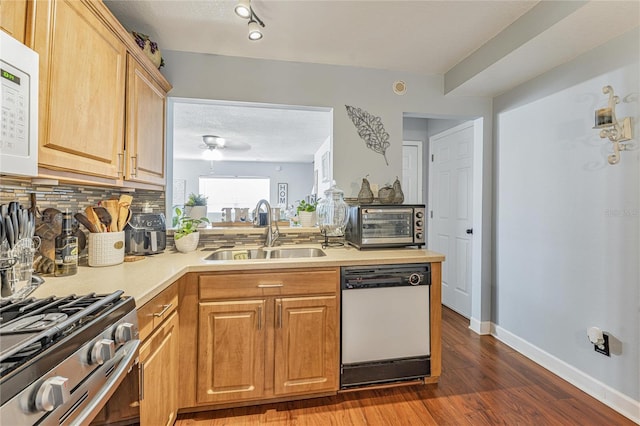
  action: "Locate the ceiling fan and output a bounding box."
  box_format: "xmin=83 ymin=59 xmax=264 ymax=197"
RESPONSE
xmin=199 ymin=135 xmax=251 ymax=160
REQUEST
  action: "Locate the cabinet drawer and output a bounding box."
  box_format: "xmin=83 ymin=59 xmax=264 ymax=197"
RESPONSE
xmin=199 ymin=268 xmax=339 ymax=300
xmin=138 ymin=283 xmax=178 ymax=341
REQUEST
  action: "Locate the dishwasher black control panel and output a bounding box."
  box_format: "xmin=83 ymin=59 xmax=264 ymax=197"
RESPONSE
xmin=341 ymin=263 xmax=431 ymax=289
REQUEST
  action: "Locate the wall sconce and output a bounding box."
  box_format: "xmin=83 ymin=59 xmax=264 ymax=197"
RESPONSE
xmin=594 ymin=85 xmax=633 ymax=165
xmin=234 ymin=1 xmax=265 ymax=41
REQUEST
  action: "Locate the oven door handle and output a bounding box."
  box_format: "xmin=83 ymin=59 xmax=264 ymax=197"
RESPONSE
xmin=69 ymin=339 xmax=140 ymax=426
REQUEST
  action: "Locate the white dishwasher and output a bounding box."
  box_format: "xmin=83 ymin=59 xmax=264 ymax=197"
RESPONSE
xmin=340 ymin=263 xmax=431 ymax=389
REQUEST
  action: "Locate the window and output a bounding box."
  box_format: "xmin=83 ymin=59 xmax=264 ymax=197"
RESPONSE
xmin=199 ymin=177 xmax=270 ymax=219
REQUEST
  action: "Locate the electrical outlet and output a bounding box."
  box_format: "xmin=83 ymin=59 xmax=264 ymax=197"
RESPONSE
xmin=594 ymin=334 xmax=610 ymax=357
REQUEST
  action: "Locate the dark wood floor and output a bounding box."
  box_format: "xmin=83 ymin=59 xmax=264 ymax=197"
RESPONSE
xmin=176 ymin=307 xmax=635 ymax=425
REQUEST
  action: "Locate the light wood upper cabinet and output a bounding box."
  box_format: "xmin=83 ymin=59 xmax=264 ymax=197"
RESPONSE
xmin=29 ymin=0 xmax=171 ymax=187
xmin=140 ymin=310 xmax=179 ymax=426
xmin=33 ymin=0 xmax=126 ymax=181
xmin=125 ymin=54 xmax=166 ymax=185
xmin=274 ymin=295 xmax=338 ymax=395
xmin=197 ymin=299 xmax=266 ymax=404
xmin=1 ymin=0 xmax=29 ymax=43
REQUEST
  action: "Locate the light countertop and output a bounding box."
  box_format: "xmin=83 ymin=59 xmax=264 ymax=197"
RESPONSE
xmin=30 ymin=245 xmax=445 ymax=307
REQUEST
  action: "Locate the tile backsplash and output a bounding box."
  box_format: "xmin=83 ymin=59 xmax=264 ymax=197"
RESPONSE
xmin=0 ymin=177 xmax=165 ymax=213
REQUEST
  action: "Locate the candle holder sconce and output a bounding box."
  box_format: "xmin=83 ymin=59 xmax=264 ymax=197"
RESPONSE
xmin=593 ymin=85 xmax=633 ymax=165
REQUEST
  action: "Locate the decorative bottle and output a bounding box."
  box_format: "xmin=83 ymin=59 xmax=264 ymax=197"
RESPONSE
xmin=54 ymin=211 xmax=78 ymax=276
xmin=317 ymin=184 xmax=350 ymax=237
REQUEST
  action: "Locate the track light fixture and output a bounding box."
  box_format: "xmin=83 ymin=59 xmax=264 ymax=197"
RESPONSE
xmin=234 ymin=0 xmax=251 ymax=18
xmin=234 ymin=1 xmax=265 ymax=41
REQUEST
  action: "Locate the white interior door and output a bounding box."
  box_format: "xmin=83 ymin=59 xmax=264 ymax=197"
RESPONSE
xmin=428 ymin=122 xmax=474 ymax=318
xmin=402 ymin=141 xmax=423 ymax=204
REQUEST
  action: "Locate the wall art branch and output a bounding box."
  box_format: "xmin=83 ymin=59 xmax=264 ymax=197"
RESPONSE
xmin=345 ymin=105 xmax=390 ymax=165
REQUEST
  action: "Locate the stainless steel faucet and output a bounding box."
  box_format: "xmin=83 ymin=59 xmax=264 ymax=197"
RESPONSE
xmin=254 ymin=199 xmax=280 ymax=247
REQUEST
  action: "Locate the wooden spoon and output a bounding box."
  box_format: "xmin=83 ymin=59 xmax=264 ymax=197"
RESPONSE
xmin=92 ymin=207 xmax=112 ymax=232
xmin=74 ymin=213 xmax=99 ymax=233
xmin=102 ymin=199 xmax=119 ymax=232
xmin=85 ymin=207 xmax=103 ymax=232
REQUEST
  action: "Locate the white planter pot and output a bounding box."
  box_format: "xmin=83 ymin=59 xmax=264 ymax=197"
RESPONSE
xmin=185 ymin=206 xmax=207 ymax=227
xmin=298 ymin=211 xmax=317 ymax=227
xmin=174 ymin=231 xmax=200 ymax=253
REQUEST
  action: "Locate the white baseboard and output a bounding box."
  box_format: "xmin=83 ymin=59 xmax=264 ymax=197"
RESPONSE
xmin=491 ymin=324 xmax=640 ymax=424
xmin=469 ymin=317 xmax=491 ymax=335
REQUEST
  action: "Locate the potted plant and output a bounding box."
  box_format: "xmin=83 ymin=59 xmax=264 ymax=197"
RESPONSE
xmin=173 ymin=207 xmax=209 ymax=253
xmin=296 ymin=199 xmax=317 ymax=227
xmin=184 ymin=193 xmax=208 ymax=227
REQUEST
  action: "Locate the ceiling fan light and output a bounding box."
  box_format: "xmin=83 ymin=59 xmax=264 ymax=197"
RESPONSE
xmin=234 ymin=0 xmax=251 ymax=18
xmin=203 ymin=135 xmax=223 ymax=145
xmin=248 ymin=20 xmax=263 ymax=40
xmin=202 ymin=148 xmax=222 ymax=161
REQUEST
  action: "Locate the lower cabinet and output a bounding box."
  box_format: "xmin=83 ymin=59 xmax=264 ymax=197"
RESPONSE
xmin=197 ymin=300 xmax=266 ymax=403
xmin=140 ymin=310 xmax=179 ymax=425
xmin=273 ymin=295 xmax=338 ymax=396
xmin=191 ymin=268 xmax=340 ymax=407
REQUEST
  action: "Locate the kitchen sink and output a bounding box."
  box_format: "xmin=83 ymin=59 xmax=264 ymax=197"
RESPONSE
xmin=204 ymin=247 xmax=326 ymax=261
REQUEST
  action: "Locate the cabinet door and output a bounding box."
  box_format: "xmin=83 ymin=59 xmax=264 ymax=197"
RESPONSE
xmin=33 ymin=0 xmax=126 ymax=180
xmin=1 ymin=0 xmax=29 ymax=43
xmin=125 ymin=54 xmax=166 ymax=185
xmin=197 ymin=300 xmax=266 ymax=404
xmin=140 ymin=311 xmax=179 ymax=426
xmin=274 ymin=295 xmax=339 ymax=395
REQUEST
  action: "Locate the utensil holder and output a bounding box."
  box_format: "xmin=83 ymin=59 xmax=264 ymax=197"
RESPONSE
xmin=1 ymin=237 xmax=40 ymax=299
xmin=88 ymin=232 xmax=125 ymax=267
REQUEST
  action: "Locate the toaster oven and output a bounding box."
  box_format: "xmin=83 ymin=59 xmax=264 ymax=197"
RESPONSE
xmin=345 ymin=204 xmax=426 ymax=249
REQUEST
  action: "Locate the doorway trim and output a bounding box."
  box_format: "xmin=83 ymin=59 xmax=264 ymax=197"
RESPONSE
xmin=402 ymin=140 xmax=424 ymax=204
xmin=428 ymin=118 xmax=488 ymax=335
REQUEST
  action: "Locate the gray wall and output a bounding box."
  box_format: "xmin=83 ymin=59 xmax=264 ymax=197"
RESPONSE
xmin=162 ymin=53 xmax=496 ymax=327
xmin=427 ymin=118 xmax=466 ymax=138
xmin=161 ymin=50 xmax=493 ymax=196
xmin=493 ymin=28 xmax=639 ymax=401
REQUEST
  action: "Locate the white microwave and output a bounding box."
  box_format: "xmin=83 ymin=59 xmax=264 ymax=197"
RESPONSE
xmin=0 ymin=31 xmax=38 ymax=177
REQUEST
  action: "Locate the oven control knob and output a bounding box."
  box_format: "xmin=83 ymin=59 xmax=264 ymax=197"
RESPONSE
xmin=91 ymin=339 xmax=115 ymax=365
xmin=114 ymin=322 xmax=136 ymax=344
xmin=408 ymin=273 xmax=423 ymax=286
xmin=416 ymin=211 xmax=424 ymax=218
xmin=416 ymin=220 xmax=423 ymax=227
xmin=35 ymin=376 xmax=70 ymax=412
xmin=415 ymin=232 xmax=423 ymax=240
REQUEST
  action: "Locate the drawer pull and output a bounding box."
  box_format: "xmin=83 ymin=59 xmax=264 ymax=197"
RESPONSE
xmin=139 ymin=362 xmax=145 ymax=401
xmin=257 ymin=283 xmax=284 ymax=288
xmin=153 ymin=303 xmax=172 ymax=317
xmin=257 ymin=306 xmax=262 ymax=330
xmin=277 ymin=302 xmax=283 ymax=329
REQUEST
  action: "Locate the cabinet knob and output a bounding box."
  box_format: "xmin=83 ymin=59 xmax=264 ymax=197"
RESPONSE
xmin=466 ymin=228 xmax=473 ymax=235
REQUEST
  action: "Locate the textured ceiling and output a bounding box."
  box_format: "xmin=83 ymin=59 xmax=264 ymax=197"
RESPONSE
xmin=172 ymin=100 xmax=332 ymax=162
xmin=104 ymin=0 xmax=539 ymax=75
xmin=104 ymin=0 xmax=639 ymax=162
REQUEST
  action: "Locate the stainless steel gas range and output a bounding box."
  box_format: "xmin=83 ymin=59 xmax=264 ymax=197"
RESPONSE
xmin=0 ymin=291 xmax=140 ymax=425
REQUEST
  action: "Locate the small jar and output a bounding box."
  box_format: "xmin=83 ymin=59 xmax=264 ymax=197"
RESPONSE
xmin=317 ymin=185 xmax=349 ymax=237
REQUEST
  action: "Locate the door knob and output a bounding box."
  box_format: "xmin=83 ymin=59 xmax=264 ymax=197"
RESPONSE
xmin=466 ymin=228 xmax=473 ymax=234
